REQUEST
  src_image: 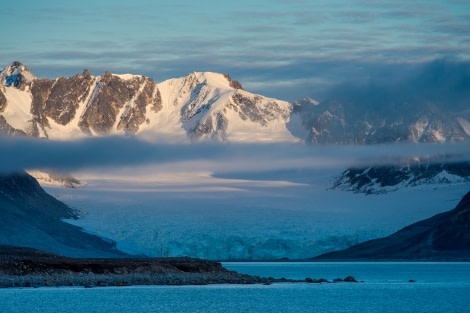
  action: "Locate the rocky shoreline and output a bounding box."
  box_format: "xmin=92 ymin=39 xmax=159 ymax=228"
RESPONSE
xmin=0 ymin=246 xmax=358 ymax=288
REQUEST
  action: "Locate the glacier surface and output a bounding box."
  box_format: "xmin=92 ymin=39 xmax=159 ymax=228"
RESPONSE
xmin=46 ymin=166 xmax=470 ymax=260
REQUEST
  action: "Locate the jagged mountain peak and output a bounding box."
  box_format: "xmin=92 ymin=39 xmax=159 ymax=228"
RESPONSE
xmin=0 ymin=62 xmax=296 ymax=142
xmin=167 ymin=71 xmax=242 ymax=91
xmin=0 ymin=61 xmax=36 ymax=88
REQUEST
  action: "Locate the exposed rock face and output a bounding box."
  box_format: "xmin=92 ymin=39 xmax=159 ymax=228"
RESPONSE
xmin=223 ymin=73 xmax=243 ymax=90
xmin=232 ymin=92 xmax=290 ymax=126
xmin=0 ymin=172 xmax=124 ymax=257
xmin=79 ymin=72 xmax=140 ymax=134
xmin=30 ymin=79 xmax=54 ymax=137
xmin=42 ymin=71 xmax=93 ymax=125
xmin=189 ymin=112 xmax=228 ymax=141
xmin=116 ymin=77 xmax=160 ymax=134
xmin=314 ymin=190 xmax=470 ymax=261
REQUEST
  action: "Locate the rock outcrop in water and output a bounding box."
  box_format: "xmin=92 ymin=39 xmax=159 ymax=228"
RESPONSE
xmin=314 ymin=190 xmax=470 ymax=261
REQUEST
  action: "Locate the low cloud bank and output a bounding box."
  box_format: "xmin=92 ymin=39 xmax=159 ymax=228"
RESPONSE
xmin=1 ymin=136 xmax=469 ymax=175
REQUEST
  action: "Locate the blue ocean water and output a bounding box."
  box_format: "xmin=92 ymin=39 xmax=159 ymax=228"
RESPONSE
xmin=1 ymin=262 xmax=469 ymax=313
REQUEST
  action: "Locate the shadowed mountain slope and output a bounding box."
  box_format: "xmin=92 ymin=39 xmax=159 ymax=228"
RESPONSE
xmin=0 ymin=171 xmax=125 ymax=257
xmin=314 ymin=190 xmax=470 ymax=261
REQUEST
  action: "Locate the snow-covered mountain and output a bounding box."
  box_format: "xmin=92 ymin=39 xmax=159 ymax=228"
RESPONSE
xmin=290 ymin=97 xmax=470 ymax=144
xmin=0 ymin=62 xmax=296 ymax=142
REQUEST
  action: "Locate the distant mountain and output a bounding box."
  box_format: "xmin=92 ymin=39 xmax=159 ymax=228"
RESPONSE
xmin=332 ymin=158 xmax=470 ymax=194
xmin=290 ymin=97 xmax=470 ymax=145
xmin=0 ymin=171 xmax=125 ymax=257
xmin=0 ymin=62 xmax=296 ymax=142
xmin=314 ymin=190 xmax=470 ymax=261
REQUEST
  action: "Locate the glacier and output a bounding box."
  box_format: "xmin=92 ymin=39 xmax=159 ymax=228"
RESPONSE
xmin=47 ymin=166 xmax=470 ymax=260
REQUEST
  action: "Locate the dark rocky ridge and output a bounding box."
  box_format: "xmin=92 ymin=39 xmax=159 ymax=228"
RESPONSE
xmin=333 ymin=158 xmax=470 ymax=194
xmin=0 ymin=172 xmax=124 ymax=257
xmin=314 ymin=190 xmax=470 ymax=261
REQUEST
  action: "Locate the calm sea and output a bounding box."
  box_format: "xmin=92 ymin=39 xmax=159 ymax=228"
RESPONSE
xmin=1 ymin=262 xmax=469 ymax=313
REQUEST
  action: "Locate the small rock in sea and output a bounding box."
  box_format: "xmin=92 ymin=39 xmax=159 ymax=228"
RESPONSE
xmin=409 ymin=279 xmax=416 ymax=283
xmin=333 ymin=278 xmax=343 ymax=283
xmin=343 ymin=276 xmax=358 ymax=282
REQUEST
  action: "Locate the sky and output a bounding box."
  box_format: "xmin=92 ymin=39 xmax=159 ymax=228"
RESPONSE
xmin=1 ymin=0 xmax=470 ymax=101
